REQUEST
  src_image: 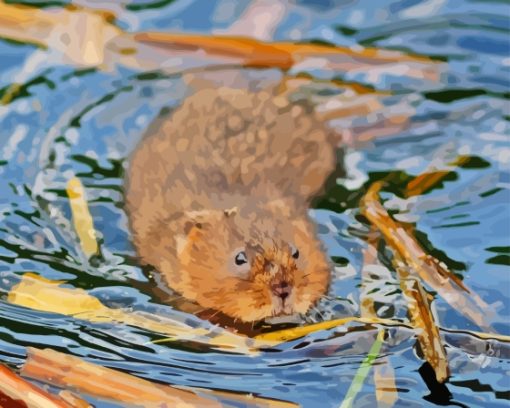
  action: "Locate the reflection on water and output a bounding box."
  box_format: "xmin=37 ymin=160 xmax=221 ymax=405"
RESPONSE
xmin=0 ymin=0 xmax=509 ymax=406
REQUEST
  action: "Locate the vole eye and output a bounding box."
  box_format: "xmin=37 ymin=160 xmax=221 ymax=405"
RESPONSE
xmin=290 ymin=244 xmax=299 ymax=259
xmin=235 ymin=251 xmax=248 ymax=265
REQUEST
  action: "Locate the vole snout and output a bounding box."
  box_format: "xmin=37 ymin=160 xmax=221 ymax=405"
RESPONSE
xmin=271 ymin=280 xmax=291 ymax=301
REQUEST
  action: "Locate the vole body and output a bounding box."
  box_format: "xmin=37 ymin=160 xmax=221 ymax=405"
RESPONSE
xmin=125 ymin=88 xmax=339 ymax=322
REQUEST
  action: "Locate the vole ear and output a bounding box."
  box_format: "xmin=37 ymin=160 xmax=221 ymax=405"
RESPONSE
xmin=182 ymin=210 xmax=215 ymax=234
xmin=223 ymin=207 xmax=238 ymax=217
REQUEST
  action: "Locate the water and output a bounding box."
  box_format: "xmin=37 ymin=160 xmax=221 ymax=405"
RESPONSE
xmin=0 ymin=0 xmax=509 ymax=407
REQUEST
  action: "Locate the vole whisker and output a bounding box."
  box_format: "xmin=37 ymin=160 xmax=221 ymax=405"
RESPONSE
xmin=208 ymin=309 xmax=223 ymax=320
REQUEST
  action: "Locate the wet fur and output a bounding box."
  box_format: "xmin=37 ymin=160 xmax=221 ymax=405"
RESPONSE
xmin=125 ymin=88 xmax=339 ymax=322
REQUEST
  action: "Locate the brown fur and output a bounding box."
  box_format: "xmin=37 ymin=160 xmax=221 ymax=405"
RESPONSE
xmin=125 ymin=88 xmax=339 ymax=322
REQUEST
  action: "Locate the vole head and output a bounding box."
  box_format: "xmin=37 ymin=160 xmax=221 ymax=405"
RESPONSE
xmin=165 ymin=202 xmax=331 ymax=322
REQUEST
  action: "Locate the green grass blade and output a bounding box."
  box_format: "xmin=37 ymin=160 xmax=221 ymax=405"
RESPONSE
xmin=339 ymin=329 xmax=386 ymax=408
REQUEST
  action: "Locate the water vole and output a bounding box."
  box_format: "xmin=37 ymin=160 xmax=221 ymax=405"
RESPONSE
xmin=125 ymin=88 xmax=340 ymax=322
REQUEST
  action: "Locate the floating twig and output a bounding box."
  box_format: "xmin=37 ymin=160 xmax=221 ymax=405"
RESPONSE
xmin=254 ymin=317 xmax=409 ymax=343
xmin=22 ymin=347 xmax=298 ymax=408
xmin=22 ymin=347 xmax=221 ymax=408
xmin=360 ymin=181 xmax=493 ymax=331
xmin=396 ymin=265 xmax=450 ymax=382
xmin=0 ymin=2 xmax=443 ymax=77
xmin=0 ymin=363 xmax=72 ymax=408
xmin=359 ymin=175 xmax=490 ymax=382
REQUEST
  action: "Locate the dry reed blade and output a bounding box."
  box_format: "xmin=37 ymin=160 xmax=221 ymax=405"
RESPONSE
xmin=396 ymin=264 xmax=450 ymax=382
xmin=66 ymin=177 xmax=99 ymax=258
xmin=360 ymin=181 xmax=493 ymax=331
xmin=7 ymin=273 xmax=257 ymax=353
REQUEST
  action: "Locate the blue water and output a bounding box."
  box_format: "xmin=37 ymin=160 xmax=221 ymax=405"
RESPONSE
xmin=0 ymin=0 xmax=509 ymax=407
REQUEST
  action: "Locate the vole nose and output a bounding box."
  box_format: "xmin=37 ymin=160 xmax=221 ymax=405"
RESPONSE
xmin=271 ymin=281 xmax=291 ymax=301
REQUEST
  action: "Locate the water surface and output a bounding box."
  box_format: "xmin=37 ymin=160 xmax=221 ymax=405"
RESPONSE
xmin=0 ymin=0 xmax=509 ymax=407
